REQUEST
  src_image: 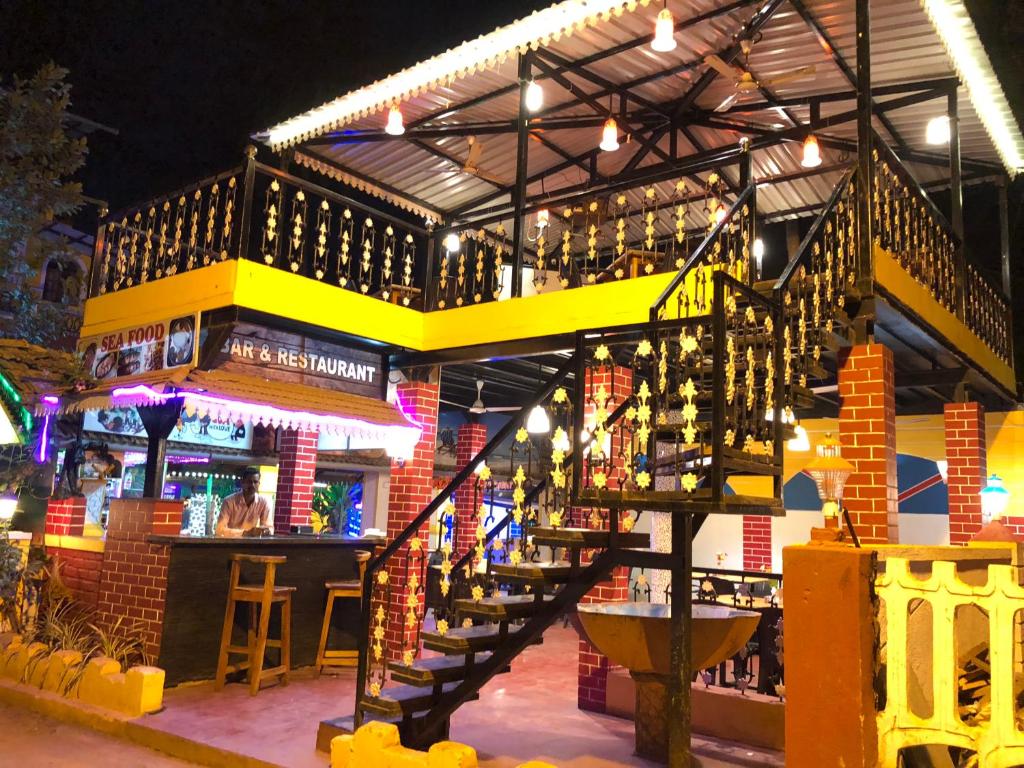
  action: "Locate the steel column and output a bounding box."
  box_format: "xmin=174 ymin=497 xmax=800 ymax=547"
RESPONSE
xmin=667 ymin=513 xmax=694 ymax=768
xmin=948 ymin=87 xmax=966 ymax=318
xmin=854 ymin=0 xmax=875 ymax=301
xmin=739 ymin=141 xmax=756 ymax=281
xmin=999 ymin=180 xmax=1012 ymax=300
xmin=237 ymin=145 xmax=258 ymax=261
xmin=510 ymin=53 xmax=532 ymax=299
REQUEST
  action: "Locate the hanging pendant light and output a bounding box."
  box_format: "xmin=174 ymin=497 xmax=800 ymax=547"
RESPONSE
xmin=526 ymin=405 xmax=551 ymax=434
xmin=980 ymin=474 xmax=1010 ymax=523
xmin=385 ymin=105 xmax=405 ymax=136
xmin=926 ymin=115 xmax=950 ymax=145
xmin=651 ymin=5 xmax=677 ymax=52
xmin=752 ymin=237 xmax=765 ymax=278
xmin=801 ymin=134 xmax=822 ymax=168
xmin=525 ymin=80 xmax=544 ymax=112
xmin=536 ymin=208 xmax=549 ymax=230
xmin=600 ymin=116 xmax=620 ymax=152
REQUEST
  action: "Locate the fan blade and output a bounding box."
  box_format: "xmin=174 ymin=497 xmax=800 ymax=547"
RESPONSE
xmin=760 ymin=65 xmax=817 ymax=87
xmin=485 ymin=406 xmax=522 ymax=413
xmin=465 ymin=136 xmax=483 ymax=168
xmin=704 ymin=53 xmax=743 ymax=79
xmin=463 ymin=165 xmax=506 ymax=185
xmin=714 ymin=93 xmax=740 ymax=113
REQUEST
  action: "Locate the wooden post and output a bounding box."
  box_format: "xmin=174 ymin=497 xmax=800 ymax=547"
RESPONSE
xmin=854 ymin=0 xmax=874 ymax=299
xmin=137 ymin=398 xmax=184 ymax=498
xmin=739 ymin=140 xmax=756 ymax=283
xmin=237 ymin=145 xmax=258 ymax=261
xmin=509 ymin=52 xmax=532 ymax=300
xmin=667 ymin=513 xmax=693 ymax=768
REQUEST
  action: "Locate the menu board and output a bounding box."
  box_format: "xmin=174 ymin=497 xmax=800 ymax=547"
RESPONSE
xmin=78 ymin=313 xmax=200 ymax=381
xmin=83 ymin=406 xmax=254 ymax=450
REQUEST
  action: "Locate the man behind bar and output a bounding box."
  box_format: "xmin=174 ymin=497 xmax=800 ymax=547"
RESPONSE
xmin=216 ymin=467 xmax=272 ymax=537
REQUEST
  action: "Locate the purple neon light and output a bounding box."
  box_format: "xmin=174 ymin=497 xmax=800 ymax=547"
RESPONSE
xmin=35 ymin=412 xmax=51 ymax=463
xmin=41 ymin=395 xmax=60 ymax=405
xmin=110 ymin=384 xmax=420 ymax=456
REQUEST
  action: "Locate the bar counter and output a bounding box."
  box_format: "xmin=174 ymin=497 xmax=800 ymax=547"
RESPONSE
xmin=151 ymin=533 xmax=382 ymax=686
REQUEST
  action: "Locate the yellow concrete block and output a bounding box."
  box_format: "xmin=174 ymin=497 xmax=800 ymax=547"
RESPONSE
xmin=330 ymin=734 xmax=354 ymax=768
xmin=515 ymin=763 xmax=558 ymax=768
xmin=76 ymin=656 xmax=121 ymax=706
xmin=383 ymin=744 xmax=429 ymax=768
xmin=27 ymin=651 xmax=51 ymax=688
xmin=427 ymin=741 xmax=479 ymax=768
xmin=41 ymin=650 xmax=82 ymax=694
xmin=123 ymin=666 xmax=165 ymax=715
xmin=352 ymin=721 xmax=401 ymax=763
xmin=0 ymin=638 xmax=23 ymax=678
xmin=8 ymin=642 xmax=48 ymax=682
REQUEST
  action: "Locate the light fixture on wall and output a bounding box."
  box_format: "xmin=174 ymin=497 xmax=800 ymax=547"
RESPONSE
xmin=443 ymin=232 xmax=461 ymax=253
xmin=980 ymin=474 xmax=1010 ymax=523
xmin=385 ymin=105 xmax=405 ymax=136
xmin=525 ymin=80 xmax=544 ymax=112
xmin=801 ymin=134 xmax=822 ymax=168
xmin=600 ymin=116 xmax=620 ymax=152
xmin=804 ymin=435 xmax=855 ymax=528
xmin=651 ymin=2 xmax=677 ymax=52
xmin=926 ymin=115 xmax=950 ymax=145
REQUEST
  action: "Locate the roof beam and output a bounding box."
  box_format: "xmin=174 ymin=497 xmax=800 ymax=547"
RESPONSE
xmin=713 ymin=77 xmax=960 ymax=115
xmin=410 ymin=138 xmax=506 ymax=190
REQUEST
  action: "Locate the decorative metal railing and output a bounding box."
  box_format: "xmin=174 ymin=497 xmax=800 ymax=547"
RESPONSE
xmin=872 ymin=133 xmax=1013 ymax=366
xmin=876 ymin=554 xmax=1024 ymax=767
xmin=91 ymin=153 xmax=430 ymax=305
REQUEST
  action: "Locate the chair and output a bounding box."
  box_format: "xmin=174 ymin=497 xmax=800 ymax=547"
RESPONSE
xmin=215 ymin=554 xmax=294 ymax=695
xmin=315 ymin=549 xmax=371 ymax=673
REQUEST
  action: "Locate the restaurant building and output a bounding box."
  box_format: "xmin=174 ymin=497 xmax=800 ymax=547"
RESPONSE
xmin=31 ymin=0 xmax=1024 ymax=764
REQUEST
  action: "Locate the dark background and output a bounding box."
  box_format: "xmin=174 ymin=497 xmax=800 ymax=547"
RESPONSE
xmin=2 ymin=0 xmax=1023 ymax=373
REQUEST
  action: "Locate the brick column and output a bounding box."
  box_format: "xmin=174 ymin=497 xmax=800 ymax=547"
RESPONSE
xmin=45 ymin=497 xmax=87 ymax=536
xmin=838 ymin=344 xmax=898 ymax=544
xmin=275 ymin=428 xmax=318 ymax=532
xmin=384 ymin=379 xmax=439 ymax=661
xmin=578 ymin=364 xmax=632 ymax=713
xmin=96 ymin=498 xmax=182 ymax=661
xmin=454 ymin=422 xmax=488 ymax=556
xmin=742 ymin=515 xmax=772 ymax=571
xmin=944 ymin=402 xmax=986 ymax=545
xmin=49 ymin=545 xmax=103 ymax=609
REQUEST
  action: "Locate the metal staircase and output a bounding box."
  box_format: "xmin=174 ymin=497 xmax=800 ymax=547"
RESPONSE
xmin=323 ymin=168 xmax=861 ymax=760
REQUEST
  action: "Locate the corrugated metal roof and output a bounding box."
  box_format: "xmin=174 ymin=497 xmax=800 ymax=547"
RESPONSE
xmin=261 ymin=0 xmax=1023 ymax=227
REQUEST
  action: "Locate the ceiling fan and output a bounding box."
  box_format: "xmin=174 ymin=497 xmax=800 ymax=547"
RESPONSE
xmin=439 ymin=379 xmax=521 ymax=414
xmin=705 ymin=37 xmax=816 ymax=112
xmin=461 ymin=136 xmax=506 ymax=185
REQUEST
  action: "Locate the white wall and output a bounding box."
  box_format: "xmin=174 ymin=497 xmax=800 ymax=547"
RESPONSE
xmin=691 ymin=513 xmax=744 ymax=570
xmin=898 ymin=514 xmax=949 ymax=546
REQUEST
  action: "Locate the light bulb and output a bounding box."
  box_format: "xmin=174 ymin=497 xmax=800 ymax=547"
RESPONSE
xmin=926 ymin=115 xmax=950 ymax=145
xmin=651 ymin=7 xmax=676 ymax=52
xmin=536 ymin=208 xmax=549 ymax=230
xmin=444 ymin=232 xmax=461 ymax=253
xmin=714 ymin=206 xmax=727 ymax=225
xmin=753 ymin=237 xmax=765 ymax=277
xmin=980 ymin=474 xmax=1010 ymax=522
xmin=385 ymin=106 xmax=405 ymax=136
xmin=525 ymin=80 xmax=543 ymax=112
xmin=801 ymin=134 xmax=822 ymax=168
xmin=526 ymin=405 xmax=550 ymax=434
xmin=0 ymin=498 xmax=16 ymax=520
xmin=600 ymin=117 xmax=620 ymax=152
xmin=787 ymin=424 xmax=810 ymax=452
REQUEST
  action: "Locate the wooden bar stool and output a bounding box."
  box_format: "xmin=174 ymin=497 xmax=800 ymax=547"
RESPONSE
xmin=215 ymin=554 xmax=295 ymax=695
xmin=316 ymin=549 xmax=371 ymax=673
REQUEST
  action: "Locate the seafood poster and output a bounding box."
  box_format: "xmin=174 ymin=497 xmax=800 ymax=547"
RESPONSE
xmin=78 ymin=313 xmax=199 ymax=381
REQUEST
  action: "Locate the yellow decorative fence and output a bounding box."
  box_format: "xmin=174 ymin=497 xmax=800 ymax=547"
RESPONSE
xmin=877 ymin=550 xmax=1024 ymax=767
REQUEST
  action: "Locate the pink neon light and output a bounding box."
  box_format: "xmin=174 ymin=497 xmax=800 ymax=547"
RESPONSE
xmin=41 ymin=395 xmax=60 ymax=405
xmin=110 ymin=384 xmax=420 ymax=455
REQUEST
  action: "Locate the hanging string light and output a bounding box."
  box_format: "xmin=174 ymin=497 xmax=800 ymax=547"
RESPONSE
xmin=600 ymin=116 xmax=620 ymax=152
xmin=801 ymin=134 xmax=822 ymax=168
xmin=525 ymin=80 xmax=544 ymax=112
xmin=651 ymin=3 xmax=677 ymax=52
xmin=385 ymin=105 xmax=405 ymax=136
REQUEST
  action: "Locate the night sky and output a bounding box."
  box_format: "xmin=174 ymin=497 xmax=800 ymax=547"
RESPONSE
xmin=2 ymin=0 xmax=1023 ymax=366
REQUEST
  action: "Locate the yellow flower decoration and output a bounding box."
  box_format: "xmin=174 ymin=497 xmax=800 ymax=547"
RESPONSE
xmin=370 ymin=682 xmax=381 ymax=697
xmin=594 ymin=344 xmax=610 ymax=361
xmin=436 ymin=619 xmax=449 ymax=637
xmin=515 ymin=427 xmax=529 ymax=443
xmin=623 ymin=514 xmax=636 ymax=532
xmin=471 ymin=584 xmax=485 ymax=602
xmin=509 ymin=549 xmax=523 ymax=566
xmin=635 ymin=471 xmax=651 ymax=490
xmin=463 ymin=618 xmax=474 ymax=629
xmin=635 ymin=338 xmax=653 ymax=357
xmin=377 ymin=571 xmax=389 ymax=585
xmin=681 ymin=472 xmax=698 ymax=492
xmin=550 ymin=510 xmax=563 ymax=528
xmin=637 ymin=572 xmax=648 ymax=587
xmin=477 ymin=463 xmax=492 ymax=482
xmin=593 ymin=471 xmax=608 ymax=489
xmin=373 ymin=626 xmax=384 ymax=641
xmin=403 ymin=650 xmax=414 ymax=667
xmin=552 ymin=387 xmax=568 ymax=404
xmin=409 ymin=537 xmax=422 ymax=552
xmin=492 ymin=537 xmax=504 ymax=551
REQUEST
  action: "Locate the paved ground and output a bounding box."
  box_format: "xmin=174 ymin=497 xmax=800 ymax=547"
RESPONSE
xmin=0 ymin=700 xmax=199 ymax=767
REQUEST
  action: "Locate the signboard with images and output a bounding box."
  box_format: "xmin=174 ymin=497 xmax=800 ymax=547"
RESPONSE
xmin=212 ymin=322 xmax=384 ymax=400
xmin=83 ymin=406 xmax=254 ymax=450
xmin=78 ymin=313 xmax=199 ymax=381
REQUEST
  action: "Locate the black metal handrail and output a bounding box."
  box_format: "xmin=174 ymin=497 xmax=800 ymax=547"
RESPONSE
xmin=649 ymin=183 xmax=756 ymax=322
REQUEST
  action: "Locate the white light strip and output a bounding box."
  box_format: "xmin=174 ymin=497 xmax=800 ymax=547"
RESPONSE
xmin=920 ymin=0 xmax=1024 ymax=176
xmin=260 ymin=0 xmax=653 ymax=149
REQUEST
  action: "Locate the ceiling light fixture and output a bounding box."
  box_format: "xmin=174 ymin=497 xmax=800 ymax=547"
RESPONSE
xmin=385 ymin=105 xmax=405 ymax=136
xmin=651 ymin=4 xmax=677 ymax=53
xmin=444 ymin=232 xmax=461 ymax=253
xmin=801 ymin=134 xmax=822 ymax=168
xmin=926 ymin=115 xmax=950 ymax=145
xmin=525 ymin=80 xmax=544 ymax=112
xmin=600 ymin=116 xmax=620 ymax=152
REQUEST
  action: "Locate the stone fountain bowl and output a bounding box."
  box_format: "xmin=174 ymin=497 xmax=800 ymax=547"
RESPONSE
xmin=576 ymin=602 xmax=761 ymax=676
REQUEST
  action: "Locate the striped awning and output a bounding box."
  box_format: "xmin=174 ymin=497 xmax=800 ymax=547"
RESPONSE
xmin=41 ymin=368 xmax=420 ymax=458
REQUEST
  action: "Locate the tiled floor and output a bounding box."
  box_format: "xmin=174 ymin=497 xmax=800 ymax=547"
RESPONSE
xmin=144 ymin=624 xmax=781 ymax=767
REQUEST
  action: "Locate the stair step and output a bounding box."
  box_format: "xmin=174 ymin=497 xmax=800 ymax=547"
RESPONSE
xmin=389 ymin=652 xmax=509 ymax=686
xmin=530 ymin=527 xmax=650 ymax=550
xmin=318 ymin=713 xmax=410 ymax=752
xmin=575 ymin=488 xmax=784 ymax=515
xmin=455 ymin=593 xmax=554 ymax=622
xmin=490 ymin=561 xmax=575 ymax=585
xmin=653 ymin=423 xmax=796 ymax=443
xmin=421 ymin=622 xmax=543 ymax=655
xmin=361 ymin=682 xmax=478 ymax=718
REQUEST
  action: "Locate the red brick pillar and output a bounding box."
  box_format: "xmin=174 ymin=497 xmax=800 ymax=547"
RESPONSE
xmin=838 ymin=344 xmax=898 ymax=544
xmin=45 ymin=497 xmax=87 ymax=536
xmin=742 ymin=515 xmax=772 ymax=571
xmin=578 ymin=364 xmax=632 ymax=713
xmin=944 ymin=402 xmax=986 ymax=545
xmin=384 ymin=379 xmax=439 ymax=661
xmin=275 ymin=428 xmax=318 ymax=532
xmin=96 ymin=498 xmax=182 ymax=660
xmin=454 ymin=421 xmax=488 ymax=556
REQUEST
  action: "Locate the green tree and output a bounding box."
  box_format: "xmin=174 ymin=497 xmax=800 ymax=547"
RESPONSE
xmin=0 ymin=64 xmax=87 ymax=346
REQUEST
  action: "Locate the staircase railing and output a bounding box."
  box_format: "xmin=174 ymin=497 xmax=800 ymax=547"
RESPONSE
xmin=773 ymin=166 xmax=857 ymax=414
xmin=354 ymin=355 xmax=578 ymax=722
